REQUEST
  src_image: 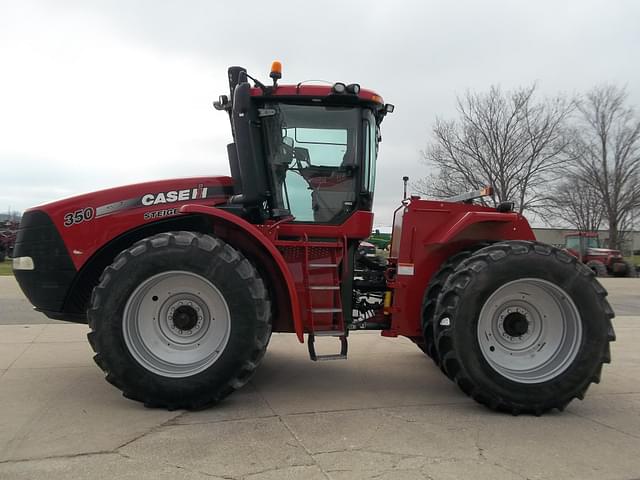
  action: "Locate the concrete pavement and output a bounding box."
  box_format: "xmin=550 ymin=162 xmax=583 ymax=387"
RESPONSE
xmin=0 ymin=277 xmax=63 ymax=325
xmin=0 ymin=275 xmax=639 ymax=479
xmin=0 ymin=317 xmax=639 ymax=479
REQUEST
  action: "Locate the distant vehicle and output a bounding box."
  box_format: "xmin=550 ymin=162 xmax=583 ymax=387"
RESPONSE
xmin=564 ymin=231 xmax=634 ymax=277
xmin=367 ymin=232 xmax=391 ymax=249
xmin=357 ymin=241 xmax=377 ymax=257
xmin=0 ymin=221 xmax=18 ymax=262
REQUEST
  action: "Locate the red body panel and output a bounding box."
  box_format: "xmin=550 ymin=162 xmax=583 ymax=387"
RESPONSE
xmin=386 ymin=199 xmax=535 ymax=338
xmin=32 ymin=176 xmax=234 ymax=270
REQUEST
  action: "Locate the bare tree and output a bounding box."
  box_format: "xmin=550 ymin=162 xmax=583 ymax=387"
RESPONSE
xmin=571 ymin=85 xmax=640 ymax=250
xmin=416 ymin=85 xmax=574 ymax=215
xmin=546 ymin=174 xmax=604 ymax=232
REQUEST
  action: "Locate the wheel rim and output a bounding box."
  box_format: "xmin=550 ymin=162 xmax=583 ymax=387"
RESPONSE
xmin=123 ymin=271 xmax=231 ymax=378
xmin=477 ymin=278 xmax=582 ymax=384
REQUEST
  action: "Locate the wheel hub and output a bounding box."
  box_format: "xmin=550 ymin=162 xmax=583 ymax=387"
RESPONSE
xmin=122 ymin=271 xmax=231 ymax=378
xmin=167 ymin=301 xmax=204 ymax=336
xmin=503 ymin=312 xmax=529 ymax=337
xmin=496 ymin=306 xmax=534 ymax=345
xmin=501 ymin=309 xmax=530 ymax=337
xmin=477 ymin=278 xmax=583 ymax=383
xmin=172 ymin=305 xmax=198 ymax=331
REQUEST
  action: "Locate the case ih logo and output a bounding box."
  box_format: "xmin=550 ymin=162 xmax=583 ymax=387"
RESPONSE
xmin=92 ymin=184 xmax=232 ymax=220
xmin=141 ymin=187 xmax=209 ymax=206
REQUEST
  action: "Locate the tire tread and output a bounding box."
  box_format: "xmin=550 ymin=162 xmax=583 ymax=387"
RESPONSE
xmin=434 ymin=240 xmax=615 ymax=415
xmin=87 ymin=231 xmax=271 ymax=410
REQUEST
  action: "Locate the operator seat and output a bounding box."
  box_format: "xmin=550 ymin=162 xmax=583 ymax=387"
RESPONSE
xmin=303 ymin=147 xmax=356 ymax=223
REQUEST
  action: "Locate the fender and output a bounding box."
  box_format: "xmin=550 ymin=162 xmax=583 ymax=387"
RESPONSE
xmin=179 ymin=204 xmax=303 ymax=342
xmin=428 ymin=211 xmax=535 ymax=244
xmin=387 ymin=201 xmax=536 ymax=338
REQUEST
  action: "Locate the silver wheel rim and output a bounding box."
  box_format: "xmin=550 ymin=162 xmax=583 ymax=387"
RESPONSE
xmin=123 ymin=271 xmax=231 ymax=378
xmin=477 ymin=278 xmax=582 ymax=383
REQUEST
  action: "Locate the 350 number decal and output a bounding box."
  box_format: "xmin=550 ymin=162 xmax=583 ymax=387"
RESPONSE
xmin=63 ymin=207 xmax=94 ymax=227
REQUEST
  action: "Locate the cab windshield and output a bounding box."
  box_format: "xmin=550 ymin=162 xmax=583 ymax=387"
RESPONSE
xmin=566 ymin=235 xmax=600 ymax=250
xmin=262 ymin=103 xmax=362 ymax=222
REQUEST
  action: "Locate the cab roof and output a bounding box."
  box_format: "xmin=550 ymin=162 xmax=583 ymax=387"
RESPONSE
xmin=249 ymin=84 xmax=384 ymax=105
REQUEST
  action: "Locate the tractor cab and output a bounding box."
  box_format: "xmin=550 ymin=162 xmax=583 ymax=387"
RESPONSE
xmin=215 ymin=63 xmax=393 ymax=224
xmin=564 ymin=232 xmax=601 ymax=258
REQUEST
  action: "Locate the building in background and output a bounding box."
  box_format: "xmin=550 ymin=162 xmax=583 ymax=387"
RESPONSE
xmin=533 ymin=228 xmax=640 ymax=255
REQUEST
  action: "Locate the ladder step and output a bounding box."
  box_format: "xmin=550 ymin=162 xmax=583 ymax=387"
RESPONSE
xmin=309 ymin=285 xmax=340 ymax=290
xmin=311 ymin=308 xmax=342 ymax=313
xmin=313 ymin=330 xmax=344 ymax=337
xmin=309 ymin=263 xmax=338 ymax=268
xmin=314 ymin=354 xmax=348 ymax=361
xmin=308 ymin=333 xmax=348 ymax=361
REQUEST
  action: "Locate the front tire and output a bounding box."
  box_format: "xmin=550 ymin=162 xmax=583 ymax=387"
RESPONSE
xmin=434 ymin=241 xmax=615 ymax=415
xmin=88 ymin=231 xmax=271 ymax=410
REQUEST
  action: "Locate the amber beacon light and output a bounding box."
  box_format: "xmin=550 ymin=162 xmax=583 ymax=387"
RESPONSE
xmin=270 ymin=61 xmax=282 ymax=86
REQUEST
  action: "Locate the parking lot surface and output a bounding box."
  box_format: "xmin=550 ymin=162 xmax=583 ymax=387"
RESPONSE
xmin=0 ymin=276 xmax=638 ymax=479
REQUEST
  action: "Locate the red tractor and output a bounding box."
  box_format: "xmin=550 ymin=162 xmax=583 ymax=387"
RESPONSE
xmin=0 ymin=220 xmax=18 ymax=262
xmin=12 ymin=63 xmax=614 ymax=415
xmin=564 ymin=231 xmax=633 ymax=277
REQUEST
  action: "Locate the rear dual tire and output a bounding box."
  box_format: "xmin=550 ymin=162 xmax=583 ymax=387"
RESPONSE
xmin=586 ymin=260 xmax=607 ymax=277
xmin=612 ymin=260 xmax=636 ymax=278
xmin=433 ymin=241 xmax=615 ymax=415
xmin=420 ymin=245 xmax=489 ymax=365
xmin=88 ymin=231 xmax=271 ymax=410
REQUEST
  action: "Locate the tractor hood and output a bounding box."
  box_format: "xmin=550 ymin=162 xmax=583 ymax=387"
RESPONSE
xmin=29 ymin=176 xmax=235 ymax=220
xmin=19 ymin=176 xmax=235 ymax=271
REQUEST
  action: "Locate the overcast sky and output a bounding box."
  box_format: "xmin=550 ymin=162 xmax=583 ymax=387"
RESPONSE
xmin=1 ymin=0 xmax=638 ymax=228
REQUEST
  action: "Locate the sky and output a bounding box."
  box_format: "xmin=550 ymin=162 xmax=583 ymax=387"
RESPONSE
xmin=1 ymin=0 xmax=639 ymax=230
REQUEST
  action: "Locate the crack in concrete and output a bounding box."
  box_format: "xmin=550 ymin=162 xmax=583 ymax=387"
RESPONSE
xmin=0 ymin=450 xmax=116 ymax=465
xmin=488 ymin=460 xmax=532 ymax=480
xmin=114 ymin=409 xmax=187 ymax=451
xmin=0 ymin=343 xmax=30 ymax=373
xmin=167 ymin=399 xmax=471 ymax=427
xmin=278 ymin=400 xmax=470 ymax=418
xmin=567 ymin=409 xmax=640 ymax=440
xmin=240 ymin=463 xmax=322 ymax=480
xmin=278 ymin=416 xmax=331 ymax=480
xmin=249 ymin=381 xmax=331 ymax=480
xmin=314 ymin=445 xmax=476 ymax=478
xmin=117 ymin=450 xmax=237 ymax=479
xmin=166 ymin=413 xmax=279 ymax=426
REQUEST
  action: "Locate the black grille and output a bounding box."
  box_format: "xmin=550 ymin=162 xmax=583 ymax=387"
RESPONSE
xmin=13 ymin=210 xmax=76 ymax=314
